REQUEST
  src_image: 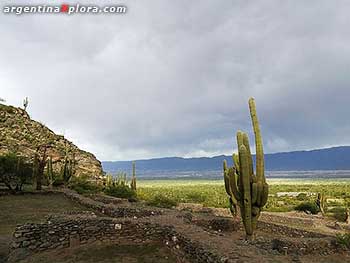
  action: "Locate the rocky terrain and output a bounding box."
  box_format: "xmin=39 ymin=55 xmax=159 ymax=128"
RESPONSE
xmin=0 ymin=104 xmax=103 ymax=179
xmin=5 ymin=189 xmax=350 ymax=263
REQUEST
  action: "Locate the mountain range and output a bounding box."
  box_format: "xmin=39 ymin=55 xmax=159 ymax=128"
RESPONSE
xmin=102 ymin=146 xmax=350 ymax=173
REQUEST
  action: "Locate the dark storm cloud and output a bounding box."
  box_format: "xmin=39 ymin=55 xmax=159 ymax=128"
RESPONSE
xmin=1 ymin=1 xmax=350 ymax=160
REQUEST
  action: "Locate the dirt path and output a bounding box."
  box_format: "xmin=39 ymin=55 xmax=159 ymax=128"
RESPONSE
xmin=19 ymin=241 xmax=185 ymax=263
xmin=140 ymin=209 xmax=349 ymax=263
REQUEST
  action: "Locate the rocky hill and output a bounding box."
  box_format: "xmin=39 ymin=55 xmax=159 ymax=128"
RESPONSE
xmin=0 ymin=103 xmax=103 ymax=179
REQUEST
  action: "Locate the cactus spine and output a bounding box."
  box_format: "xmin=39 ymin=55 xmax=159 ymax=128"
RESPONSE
xmin=131 ymin=161 xmax=137 ymax=191
xmin=223 ymin=98 xmax=268 ymax=239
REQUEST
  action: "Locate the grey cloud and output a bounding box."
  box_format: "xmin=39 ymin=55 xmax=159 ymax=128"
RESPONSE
xmin=1 ymin=1 xmax=350 ymax=160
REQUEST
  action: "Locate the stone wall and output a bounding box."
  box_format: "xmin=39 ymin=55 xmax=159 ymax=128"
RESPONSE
xmin=260 ymin=212 xmax=315 ymax=228
xmin=60 ymin=189 xmax=162 ymax=218
xmin=88 ymin=193 xmax=130 ymax=205
xmin=270 ymin=237 xmax=338 ymax=256
xmin=258 ymin=221 xmax=330 ymax=238
xmin=11 ymin=216 xmax=158 ymax=253
xmin=9 ymin=215 xmax=226 ymax=263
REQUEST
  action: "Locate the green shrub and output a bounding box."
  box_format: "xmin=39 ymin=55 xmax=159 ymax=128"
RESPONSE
xmin=296 ymin=193 xmax=307 ymax=201
xmin=69 ymin=175 xmax=101 ymax=195
xmin=0 ymin=152 xmax=33 ymax=191
xmin=295 ymin=201 xmax=320 ymax=214
xmin=52 ymin=172 xmax=65 ymax=187
xmin=52 ymin=178 xmax=65 ymax=187
xmin=146 ymin=194 xmax=177 ymax=208
xmin=328 ymin=207 xmax=347 ymax=222
xmin=185 ymin=192 xmax=206 ymax=203
xmin=336 ymin=233 xmax=350 ymax=249
xmin=104 ymin=185 xmax=136 ymax=199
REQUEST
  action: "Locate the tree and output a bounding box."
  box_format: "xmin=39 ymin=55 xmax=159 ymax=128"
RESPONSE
xmin=34 ymin=145 xmax=48 ymax=190
xmin=0 ymin=98 xmax=5 ymax=103
xmin=0 ymin=152 xmax=33 ymax=191
xmin=0 ymin=152 xmax=17 ymax=190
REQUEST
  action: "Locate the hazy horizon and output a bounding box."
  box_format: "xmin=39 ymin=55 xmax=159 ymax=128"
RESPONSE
xmin=101 ymin=145 xmax=350 ymax=162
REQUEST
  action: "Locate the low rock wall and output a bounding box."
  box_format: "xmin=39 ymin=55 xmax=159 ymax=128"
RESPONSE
xmin=10 ymin=215 xmax=226 ymax=263
xmin=60 ymin=189 xmax=162 ymax=218
xmin=260 ymin=213 xmax=315 ymax=228
xmin=258 ymin=221 xmax=330 ymax=238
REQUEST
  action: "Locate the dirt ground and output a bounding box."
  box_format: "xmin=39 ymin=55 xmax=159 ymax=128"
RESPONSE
xmin=19 ymin=241 xmax=185 ymax=263
xmin=2 ymin=192 xmax=350 ymax=263
xmin=0 ymin=193 xmax=96 ymax=263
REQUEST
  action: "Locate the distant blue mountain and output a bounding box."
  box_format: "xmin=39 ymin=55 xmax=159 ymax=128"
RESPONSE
xmin=102 ymin=146 xmax=350 ymax=173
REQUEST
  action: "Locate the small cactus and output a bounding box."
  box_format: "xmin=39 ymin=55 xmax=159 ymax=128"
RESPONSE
xmin=131 ymin=161 xmax=137 ymax=191
xmin=61 ymin=153 xmax=76 ymax=184
xmin=23 ymin=97 xmax=29 ymax=111
xmin=105 ymin=174 xmax=113 ymax=187
xmin=47 ymin=156 xmax=53 ymax=188
xmin=316 ymin=192 xmax=327 ymax=216
xmin=223 ymin=98 xmax=268 ymax=239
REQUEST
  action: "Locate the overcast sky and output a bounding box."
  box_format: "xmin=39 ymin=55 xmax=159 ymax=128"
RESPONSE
xmin=1 ymin=1 xmax=350 ymax=161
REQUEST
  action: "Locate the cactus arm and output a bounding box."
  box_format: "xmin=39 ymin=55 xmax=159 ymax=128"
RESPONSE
xmin=223 ymin=160 xmax=232 ymax=196
xmin=228 ymin=167 xmax=241 ymax=201
xmin=260 ymin=183 xmax=269 ymax=206
xmin=223 ymin=160 xmax=239 ymax=217
xmin=248 ymin=98 xmax=265 ymax=183
xmin=223 ymin=159 xmax=228 ymax=171
xmin=233 ymin=153 xmax=240 ymax=173
xmin=251 ymin=182 xmax=258 ymax=204
xmin=229 ymin=197 xmax=237 ymax=216
xmin=236 ymin=131 xmax=244 ymax=149
xmin=242 ymin=133 xmax=254 ymax=179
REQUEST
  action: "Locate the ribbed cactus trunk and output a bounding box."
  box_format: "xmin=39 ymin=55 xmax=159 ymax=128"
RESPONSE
xmin=223 ymin=98 xmax=268 ymax=240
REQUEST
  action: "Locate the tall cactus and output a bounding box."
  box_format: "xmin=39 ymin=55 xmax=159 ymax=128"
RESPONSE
xmin=316 ymin=192 xmax=327 ymax=216
xmin=223 ymin=98 xmax=268 ymax=239
xmin=23 ymin=97 xmax=29 ymax=111
xmin=131 ymin=161 xmax=137 ymax=191
xmin=61 ymin=153 xmax=76 ymax=184
xmin=47 ymin=157 xmax=53 ymax=188
xmin=106 ymin=174 xmax=113 ymax=187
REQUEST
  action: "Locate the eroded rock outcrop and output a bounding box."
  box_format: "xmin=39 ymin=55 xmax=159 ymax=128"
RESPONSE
xmin=0 ymin=104 xmax=103 ymax=179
